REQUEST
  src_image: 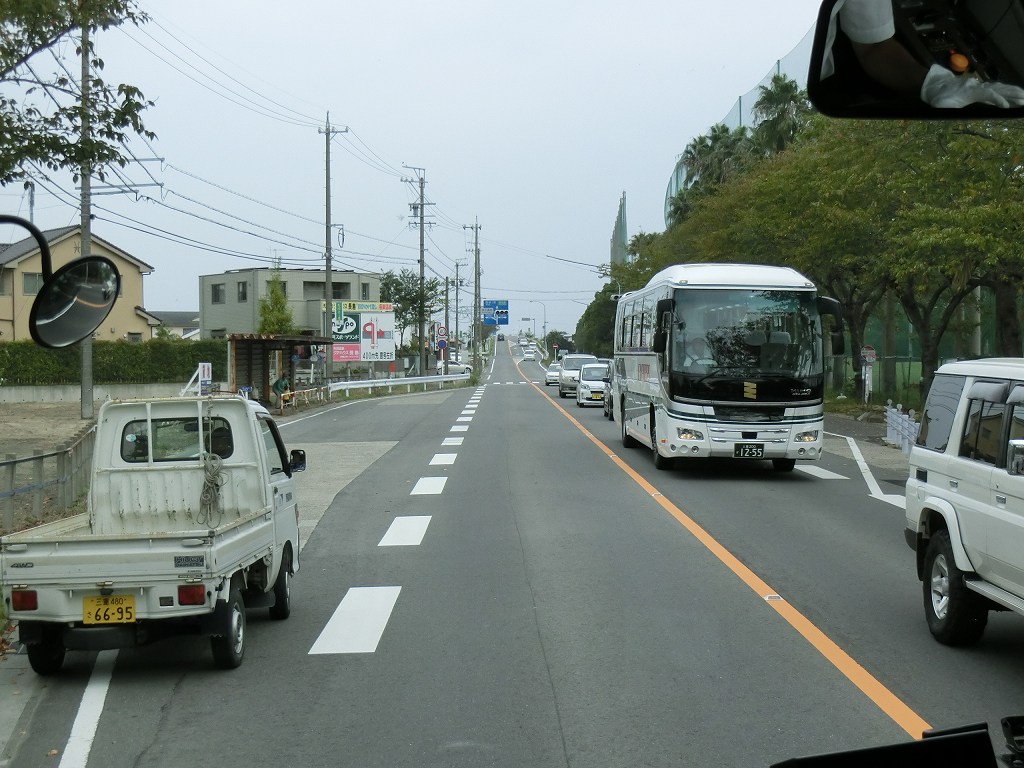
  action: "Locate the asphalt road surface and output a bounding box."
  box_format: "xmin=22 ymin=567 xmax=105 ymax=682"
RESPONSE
xmin=2 ymin=342 xmax=1020 ymax=768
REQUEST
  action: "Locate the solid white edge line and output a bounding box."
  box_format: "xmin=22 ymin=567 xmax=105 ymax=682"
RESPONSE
xmin=58 ymin=650 xmax=118 ymax=768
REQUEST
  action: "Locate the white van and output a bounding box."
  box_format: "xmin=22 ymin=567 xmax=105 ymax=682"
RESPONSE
xmin=906 ymin=359 xmax=1024 ymax=646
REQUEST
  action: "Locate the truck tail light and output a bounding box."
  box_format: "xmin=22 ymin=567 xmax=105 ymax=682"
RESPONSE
xmin=11 ymin=590 xmax=38 ymax=611
xmin=177 ymin=585 xmax=206 ymax=606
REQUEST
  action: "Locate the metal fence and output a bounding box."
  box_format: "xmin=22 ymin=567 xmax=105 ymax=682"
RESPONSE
xmin=1 ymin=425 xmax=96 ymax=532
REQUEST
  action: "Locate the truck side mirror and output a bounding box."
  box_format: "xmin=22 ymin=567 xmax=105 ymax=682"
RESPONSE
xmin=290 ymin=449 xmax=307 ymax=473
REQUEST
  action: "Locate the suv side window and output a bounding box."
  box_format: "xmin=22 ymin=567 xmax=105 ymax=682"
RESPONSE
xmin=917 ymin=374 xmax=966 ymax=452
xmin=958 ymin=399 xmax=1006 ymax=465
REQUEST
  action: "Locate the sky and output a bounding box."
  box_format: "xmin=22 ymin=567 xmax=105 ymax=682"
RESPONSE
xmin=2 ymin=0 xmax=824 ymax=340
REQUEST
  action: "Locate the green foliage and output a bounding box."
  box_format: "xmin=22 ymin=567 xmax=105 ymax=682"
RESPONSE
xmin=0 ymin=339 xmax=228 ymax=384
xmin=379 ymin=268 xmax=443 ymax=345
xmin=258 ymin=271 xmax=295 ymax=334
xmin=0 ymin=0 xmax=155 ymax=184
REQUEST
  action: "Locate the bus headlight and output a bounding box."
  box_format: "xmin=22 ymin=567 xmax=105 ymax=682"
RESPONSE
xmin=794 ymin=430 xmax=819 ymax=443
xmin=677 ymin=428 xmax=704 ymax=441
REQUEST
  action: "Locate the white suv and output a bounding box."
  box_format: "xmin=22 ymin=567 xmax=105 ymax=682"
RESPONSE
xmin=557 ymin=354 xmax=598 ymax=399
xmin=906 ymin=359 xmax=1024 ymax=646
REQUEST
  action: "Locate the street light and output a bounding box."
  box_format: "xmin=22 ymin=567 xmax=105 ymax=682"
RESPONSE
xmin=528 ymin=300 xmax=547 ymax=351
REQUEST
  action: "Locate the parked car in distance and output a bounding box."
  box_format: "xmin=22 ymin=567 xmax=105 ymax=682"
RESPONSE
xmin=497 ymin=333 xmax=504 ymax=341
xmin=558 ymin=353 xmax=599 ymax=399
xmin=437 ymin=361 xmax=472 ymax=375
xmin=576 ymin=363 xmax=608 ymax=408
xmin=545 ymin=362 xmax=562 ymax=386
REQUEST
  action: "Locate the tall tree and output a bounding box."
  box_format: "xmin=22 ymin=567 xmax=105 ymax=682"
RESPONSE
xmin=1 ymin=0 xmax=154 ymax=184
xmin=751 ymin=73 xmax=811 ymax=155
xmin=258 ymin=272 xmax=295 ymax=334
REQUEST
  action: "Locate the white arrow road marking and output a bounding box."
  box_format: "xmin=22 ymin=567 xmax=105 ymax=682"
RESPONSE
xmin=309 ymin=587 xmax=402 ymax=654
xmin=379 ymin=516 xmax=432 ymax=546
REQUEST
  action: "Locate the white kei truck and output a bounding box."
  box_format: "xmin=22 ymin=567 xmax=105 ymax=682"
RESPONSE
xmin=0 ymin=395 xmax=306 ymax=674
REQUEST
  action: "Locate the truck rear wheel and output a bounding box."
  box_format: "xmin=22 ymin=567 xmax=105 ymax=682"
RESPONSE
xmin=27 ymin=630 xmax=65 ymax=676
xmin=923 ymin=530 xmax=987 ymax=646
xmin=211 ymin=587 xmax=246 ymax=669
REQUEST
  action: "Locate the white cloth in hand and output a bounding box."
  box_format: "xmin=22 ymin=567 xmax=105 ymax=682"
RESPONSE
xmin=921 ymin=63 xmax=1024 ymax=108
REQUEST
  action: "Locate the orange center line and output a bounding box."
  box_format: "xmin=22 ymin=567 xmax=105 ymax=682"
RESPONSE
xmin=519 ymin=363 xmax=931 ymax=739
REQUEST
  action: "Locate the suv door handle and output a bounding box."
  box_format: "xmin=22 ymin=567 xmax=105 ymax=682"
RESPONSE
xmin=949 ymin=480 xmax=959 ymax=489
xmin=997 ymin=494 xmax=1007 ymax=505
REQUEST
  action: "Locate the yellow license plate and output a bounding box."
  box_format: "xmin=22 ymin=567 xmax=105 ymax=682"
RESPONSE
xmin=83 ymin=595 xmax=136 ymax=624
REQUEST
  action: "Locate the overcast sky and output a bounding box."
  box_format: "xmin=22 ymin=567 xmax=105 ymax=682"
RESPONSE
xmin=2 ymin=0 xmax=823 ymax=339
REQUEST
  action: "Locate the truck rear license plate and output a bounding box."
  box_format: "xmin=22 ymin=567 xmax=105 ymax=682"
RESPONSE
xmin=83 ymin=595 xmax=136 ymax=624
xmin=734 ymin=443 xmax=765 ymax=458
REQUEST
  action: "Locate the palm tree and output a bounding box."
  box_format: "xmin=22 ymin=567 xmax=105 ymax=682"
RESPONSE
xmin=752 ymin=73 xmax=811 ymax=155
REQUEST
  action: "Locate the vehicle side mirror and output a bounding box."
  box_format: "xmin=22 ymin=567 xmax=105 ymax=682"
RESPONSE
xmin=817 ymin=296 xmax=845 ymax=356
xmin=290 ymin=449 xmax=307 ymax=473
xmin=1 ymin=214 xmax=121 ymax=348
xmin=1007 ymin=440 xmax=1024 ymax=476
xmin=653 ymin=298 xmax=673 ymax=354
xmin=808 ymin=0 xmax=1024 ymax=120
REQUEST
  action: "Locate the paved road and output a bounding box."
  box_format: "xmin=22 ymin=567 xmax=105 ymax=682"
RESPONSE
xmin=5 ymin=347 xmax=994 ymax=768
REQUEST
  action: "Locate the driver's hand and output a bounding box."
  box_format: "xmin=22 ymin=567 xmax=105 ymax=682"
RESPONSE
xmin=921 ymin=64 xmax=1024 ymax=108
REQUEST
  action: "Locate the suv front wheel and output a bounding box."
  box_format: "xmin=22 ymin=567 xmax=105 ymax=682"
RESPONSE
xmin=923 ymin=529 xmax=988 ymax=646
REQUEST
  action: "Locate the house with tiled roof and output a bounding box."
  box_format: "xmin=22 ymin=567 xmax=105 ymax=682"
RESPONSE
xmin=0 ymin=225 xmax=156 ymax=342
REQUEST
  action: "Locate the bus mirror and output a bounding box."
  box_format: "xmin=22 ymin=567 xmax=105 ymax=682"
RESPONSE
xmin=653 ymin=298 xmax=673 ymax=354
xmin=831 ymin=330 xmax=845 ymax=356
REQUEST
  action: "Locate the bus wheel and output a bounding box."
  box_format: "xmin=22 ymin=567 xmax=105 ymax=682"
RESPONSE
xmin=621 ymin=403 xmax=638 ymax=448
xmin=772 ymin=459 xmax=796 ymax=472
xmin=651 ymin=419 xmax=673 ymax=470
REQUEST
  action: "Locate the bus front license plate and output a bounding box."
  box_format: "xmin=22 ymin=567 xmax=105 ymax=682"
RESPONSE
xmin=734 ymin=443 xmax=764 ymax=459
xmin=83 ymin=595 xmax=136 ymax=624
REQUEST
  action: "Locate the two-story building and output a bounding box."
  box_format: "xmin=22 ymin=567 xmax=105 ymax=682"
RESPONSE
xmin=0 ymin=226 xmax=156 ymax=342
xmin=199 ymin=267 xmax=381 ymax=338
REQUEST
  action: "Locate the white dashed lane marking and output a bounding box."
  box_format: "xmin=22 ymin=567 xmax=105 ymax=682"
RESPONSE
xmin=430 ymin=453 xmax=457 ymax=466
xmin=410 ymin=477 xmax=448 ymax=495
xmin=309 ymin=587 xmax=402 ymax=654
xmin=379 ymin=516 xmax=432 ymax=546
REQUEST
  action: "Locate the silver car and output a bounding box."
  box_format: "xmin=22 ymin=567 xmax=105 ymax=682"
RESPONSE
xmin=557 ymin=354 xmax=598 ymax=398
xmin=544 ymin=362 xmax=562 ymax=386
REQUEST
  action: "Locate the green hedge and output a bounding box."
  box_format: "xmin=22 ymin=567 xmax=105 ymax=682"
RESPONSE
xmin=0 ymin=339 xmax=228 ymax=385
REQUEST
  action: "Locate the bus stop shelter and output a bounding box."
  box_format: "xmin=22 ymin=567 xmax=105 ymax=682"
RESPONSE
xmin=227 ymin=333 xmax=332 ymax=405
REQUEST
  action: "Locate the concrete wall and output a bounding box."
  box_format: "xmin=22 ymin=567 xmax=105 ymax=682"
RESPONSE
xmin=0 ymin=382 xmax=230 ymax=404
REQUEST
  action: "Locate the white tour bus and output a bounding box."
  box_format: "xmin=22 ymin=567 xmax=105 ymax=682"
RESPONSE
xmin=613 ymin=263 xmax=844 ymax=471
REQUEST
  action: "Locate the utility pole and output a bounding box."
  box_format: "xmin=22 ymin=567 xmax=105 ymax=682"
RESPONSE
xmin=443 ymin=277 xmax=450 ymax=374
xmin=463 ymin=218 xmax=481 ymax=368
xmin=319 ymin=113 xmax=347 ymax=383
xmin=402 ymin=166 xmax=431 ymax=375
xmin=454 ymin=261 xmax=466 ymax=363
xmin=80 ymin=21 xmax=94 ymax=421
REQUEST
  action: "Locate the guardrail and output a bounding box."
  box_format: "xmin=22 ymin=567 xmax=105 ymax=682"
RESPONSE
xmin=328 ymin=373 xmax=470 ymax=398
xmin=1 ymin=425 xmax=96 ymax=532
xmin=885 ymin=400 xmax=920 ymax=455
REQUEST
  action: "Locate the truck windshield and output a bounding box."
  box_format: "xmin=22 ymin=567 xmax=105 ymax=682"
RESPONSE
xmin=668 ymin=288 xmax=824 ymax=402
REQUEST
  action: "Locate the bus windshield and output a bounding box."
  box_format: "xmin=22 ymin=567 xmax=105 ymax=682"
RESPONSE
xmin=669 ymin=287 xmax=824 ymax=401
